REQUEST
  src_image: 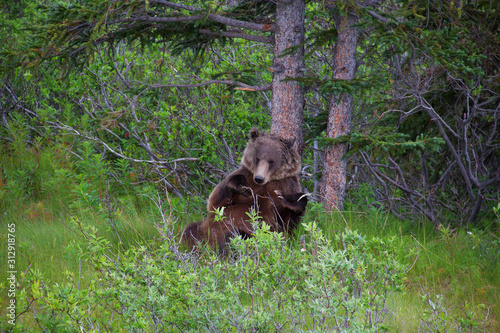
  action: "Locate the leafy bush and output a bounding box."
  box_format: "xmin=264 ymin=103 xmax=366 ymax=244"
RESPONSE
xmin=15 ymin=220 xmax=406 ymax=332
xmin=419 ymin=293 xmax=490 ymax=332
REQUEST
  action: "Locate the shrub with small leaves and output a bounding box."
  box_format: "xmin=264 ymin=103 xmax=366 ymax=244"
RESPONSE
xmin=18 ymin=221 xmax=406 ymax=332
xmin=419 ymin=293 xmax=489 ymax=332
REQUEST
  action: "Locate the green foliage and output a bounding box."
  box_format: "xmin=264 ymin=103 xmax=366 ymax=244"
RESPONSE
xmin=358 ymin=0 xmax=499 ymax=223
xmin=15 ymin=222 xmax=405 ymax=332
xmin=11 ymin=0 xmax=276 ymax=68
xmin=306 ymin=204 xmax=498 ymax=332
xmin=419 ymin=293 xmax=490 ymax=332
xmin=8 ymin=196 xmax=495 ymax=332
xmin=321 ymin=130 xmax=445 ymax=157
xmin=2 ymin=34 xmax=270 ymax=198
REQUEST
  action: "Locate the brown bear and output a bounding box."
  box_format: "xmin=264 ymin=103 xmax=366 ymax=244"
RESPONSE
xmin=181 ymin=128 xmax=308 ymax=254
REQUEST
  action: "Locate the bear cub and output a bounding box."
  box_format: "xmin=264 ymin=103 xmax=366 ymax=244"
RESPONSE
xmin=182 ymin=128 xmax=308 ymax=253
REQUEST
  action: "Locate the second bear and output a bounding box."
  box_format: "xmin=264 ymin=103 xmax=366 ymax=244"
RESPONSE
xmin=182 ymin=128 xmax=308 ymax=253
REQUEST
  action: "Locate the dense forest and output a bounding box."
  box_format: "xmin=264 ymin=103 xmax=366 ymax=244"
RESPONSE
xmin=1 ymin=0 xmax=499 ymax=332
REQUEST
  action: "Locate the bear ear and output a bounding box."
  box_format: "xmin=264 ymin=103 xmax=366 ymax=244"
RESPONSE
xmin=249 ymin=128 xmax=260 ymax=140
xmin=281 ymin=137 xmax=296 ymax=150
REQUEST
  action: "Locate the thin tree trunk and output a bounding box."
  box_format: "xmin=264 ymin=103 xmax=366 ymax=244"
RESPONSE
xmin=319 ymin=12 xmax=359 ymax=210
xmin=271 ymin=0 xmax=305 ymax=149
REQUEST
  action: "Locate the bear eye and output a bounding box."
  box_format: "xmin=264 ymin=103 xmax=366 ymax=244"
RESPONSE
xmin=255 ymin=158 xmax=260 ymax=165
xmin=269 ymin=160 xmax=275 ymax=167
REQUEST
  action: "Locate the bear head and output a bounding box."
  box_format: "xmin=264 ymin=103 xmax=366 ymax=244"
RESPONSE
xmin=241 ymin=128 xmax=301 ymax=185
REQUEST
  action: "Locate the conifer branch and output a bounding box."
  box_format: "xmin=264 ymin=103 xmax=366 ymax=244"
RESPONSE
xmin=107 ymin=15 xmax=205 ymax=25
xmin=199 ymin=29 xmax=273 ymax=44
xmin=151 ymin=0 xmax=275 ymax=32
xmin=145 ymin=80 xmax=271 ymax=91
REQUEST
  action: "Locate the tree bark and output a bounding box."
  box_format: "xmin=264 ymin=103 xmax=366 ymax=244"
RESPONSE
xmin=319 ymin=12 xmax=359 ymax=210
xmin=270 ymin=0 xmax=305 ymax=149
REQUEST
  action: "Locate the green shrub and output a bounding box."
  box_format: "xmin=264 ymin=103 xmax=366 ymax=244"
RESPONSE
xmin=15 ymin=220 xmax=406 ymax=332
xmin=419 ymin=293 xmax=490 ymax=332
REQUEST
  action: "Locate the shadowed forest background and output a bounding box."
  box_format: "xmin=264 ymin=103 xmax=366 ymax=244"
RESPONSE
xmin=1 ymin=0 xmax=499 ymax=332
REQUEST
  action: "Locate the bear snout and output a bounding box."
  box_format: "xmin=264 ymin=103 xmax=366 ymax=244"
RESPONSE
xmin=254 ymin=175 xmax=265 ymax=184
xmin=254 ymin=160 xmax=270 ymax=185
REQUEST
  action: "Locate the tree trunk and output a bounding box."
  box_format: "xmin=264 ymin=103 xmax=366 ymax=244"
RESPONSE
xmin=271 ymin=0 xmax=305 ymax=149
xmin=319 ymin=12 xmax=359 ymax=210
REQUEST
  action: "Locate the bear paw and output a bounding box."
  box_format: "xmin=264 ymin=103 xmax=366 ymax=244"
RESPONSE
xmin=275 ymin=190 xmax=309 ymax=213
xmin=228 ymin=174 xmax=252 ymax=197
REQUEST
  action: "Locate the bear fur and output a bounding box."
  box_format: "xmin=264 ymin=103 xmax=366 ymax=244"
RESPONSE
xmin=181 ymin=128 xmax=308 ymax=253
